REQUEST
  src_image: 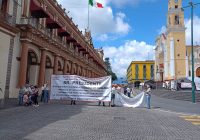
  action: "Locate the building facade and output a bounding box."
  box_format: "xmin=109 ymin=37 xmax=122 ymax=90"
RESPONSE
xmin=127 ymin=61 xmax=155 ymax=84
xmin=0 ymin=0 xmax=107 ymax=99
xmin=155 ymin=0 xmax=200 ymax=82
xmin=186 ymin=45 xmax=200 ymax=77
xmin=155 ymin=0 xmax=186 ymax=81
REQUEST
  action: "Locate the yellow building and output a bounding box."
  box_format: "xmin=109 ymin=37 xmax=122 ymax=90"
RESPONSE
xmin=155 ymin=0 xmax=186 ymax=81
xmin=127 ymin=61 xmax=155 ymax=84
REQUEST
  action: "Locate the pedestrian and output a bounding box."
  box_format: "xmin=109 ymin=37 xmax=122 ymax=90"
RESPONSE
xmin=127 ymin=87 xmax=131 ymax=97
xmin=145 ymin=85 xmax=151 ymax=109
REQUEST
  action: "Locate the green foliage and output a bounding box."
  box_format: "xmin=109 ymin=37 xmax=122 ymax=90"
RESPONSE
xmin=104 ymin=57 xmax=118 ymax=81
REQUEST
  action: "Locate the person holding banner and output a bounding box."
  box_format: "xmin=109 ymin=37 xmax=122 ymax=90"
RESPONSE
xmin=98 ymin=101 xmax=105 ymax=106
xmin=111 ymin=87 xmax=116 ymax=107
xmin=145 ymin=85 xmax=151 ymax=109
xmin=71 ymin=99 xmax=76 ymax=105
xmin=42 ymin=82 xmax=49 ymax=103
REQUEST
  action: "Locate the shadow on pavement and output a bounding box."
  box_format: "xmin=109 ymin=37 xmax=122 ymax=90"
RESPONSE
xmin=0 ymin=100 xmax=88 ymax=139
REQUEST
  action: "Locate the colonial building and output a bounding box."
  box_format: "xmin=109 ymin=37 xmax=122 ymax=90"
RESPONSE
xmin=0 ymin=0 xmax=107 ymax=99
xmin=127 ymin=61 xmax=155 ymax=84
xmin=186 ymin=45 xmax=200 ymax=77
xmin=155 ymin=0 xmax=186 ymax=81
xmin=155 ymin=0 xmax=200 ymax=82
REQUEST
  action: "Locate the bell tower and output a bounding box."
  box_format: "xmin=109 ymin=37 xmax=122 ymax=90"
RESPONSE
xmin=166 ymin=0 xmax=186 ymax=80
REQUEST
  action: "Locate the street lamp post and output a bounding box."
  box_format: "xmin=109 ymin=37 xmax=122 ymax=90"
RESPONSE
xmin=190 ymin=2 xmax=195 ymax=103
xmin=183 ymin=2 xmax=200 ymax=103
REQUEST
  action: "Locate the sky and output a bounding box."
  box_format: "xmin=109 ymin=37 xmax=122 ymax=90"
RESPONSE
xmin=57 ymin=0 xmax=200 ymax=79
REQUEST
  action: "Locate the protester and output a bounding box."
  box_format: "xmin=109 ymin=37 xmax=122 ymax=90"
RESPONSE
xmin=71 ymin=99 xmax=76 ymax=105
xmin=33 ymin=85 xmax=39 ymax=106
xmin=145 ymin=85 xmax=151 ymax=109
xmin=23 ymin=92 xmax=30 ymax=106
xmin=40 ymin=84 xmax=45 ymax=102
xmin=111 ymin=87 xmax=116 ymax=107
xmin=98 ymin=101 xmax=105 ymax=106
xmin=42 ymin=82 xmax=49 ymax=103
xmin=18 ymin=86 xmax=24 ymax=105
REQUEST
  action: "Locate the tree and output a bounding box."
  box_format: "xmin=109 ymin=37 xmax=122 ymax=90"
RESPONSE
xmin=104 ymin=57 xmax=118 ymax=81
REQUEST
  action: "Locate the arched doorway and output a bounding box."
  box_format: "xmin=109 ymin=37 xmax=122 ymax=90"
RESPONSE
xmin=27 ymin=50 xmax=38 ymax=85
xmin=196 ymin=67 xmax=200 ymax=77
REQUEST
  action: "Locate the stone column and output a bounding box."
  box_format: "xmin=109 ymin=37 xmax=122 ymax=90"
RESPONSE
xmin=22 ymin=0 xmax=30 ymax=17
xmin=38 ymin=49 xmax=46 ymax=87
xmin=53 ymin=55 xmax=59 ymax=74
xmin=63 ymin=60 xmax=68 ymax=74
xmin=18 ymin=43 xmax=29 ymax=87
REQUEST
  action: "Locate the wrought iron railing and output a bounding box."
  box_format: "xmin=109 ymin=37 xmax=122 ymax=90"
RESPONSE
xmin=19 ymin=18 xmax=65 ymax=45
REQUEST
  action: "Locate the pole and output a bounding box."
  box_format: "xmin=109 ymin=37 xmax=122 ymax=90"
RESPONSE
xmin=190 ymin=2 xmax=195 ymax=103
xmin=88 ymin=2 xmax=89 ymax=30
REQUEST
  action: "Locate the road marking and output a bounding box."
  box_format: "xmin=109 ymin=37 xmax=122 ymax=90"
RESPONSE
xmin=180 ymin=115 xmax=200 ymax=126
xmin=154 ymin=108 xmax=199 ymax=116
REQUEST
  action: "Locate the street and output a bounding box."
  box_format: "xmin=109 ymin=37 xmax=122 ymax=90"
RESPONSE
xmin=0 ymin=96 xmax=200 ymax=140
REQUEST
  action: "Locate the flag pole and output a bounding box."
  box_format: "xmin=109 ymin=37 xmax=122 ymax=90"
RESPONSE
xmin=88 ymin=0 xmax=90 ymax=30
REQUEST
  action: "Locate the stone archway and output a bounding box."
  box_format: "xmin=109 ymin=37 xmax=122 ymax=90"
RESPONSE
xmin=27 ymin=50 xmax=39 ymax=85
xmin=196 ymin=67 xmax=200 ymax=77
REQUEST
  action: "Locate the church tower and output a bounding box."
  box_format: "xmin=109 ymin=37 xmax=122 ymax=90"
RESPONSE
xmin=166 ymin=0 xmax=186 ymax=80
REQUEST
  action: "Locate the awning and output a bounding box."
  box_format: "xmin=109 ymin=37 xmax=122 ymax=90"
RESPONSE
xmin=30 ymin=0 xmax=49 ymax=18
xmin=31 ymin=9 xmax=49 ymax=18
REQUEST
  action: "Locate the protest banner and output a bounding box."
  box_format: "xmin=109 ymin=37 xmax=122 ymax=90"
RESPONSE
xmin=50 ymin=75 xmax=111 ymax=102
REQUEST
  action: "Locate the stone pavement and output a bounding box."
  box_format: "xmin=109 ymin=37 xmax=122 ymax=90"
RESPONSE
xmin=0 ymin=101 xmax=200 ymax=140
xmin=151 ymin=94 xmax=200 ymax=115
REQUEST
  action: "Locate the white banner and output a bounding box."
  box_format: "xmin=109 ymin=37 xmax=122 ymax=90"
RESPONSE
xmin=114 ymin=92 xmax=145 ymax=108
xmin=181 ymin=82 xmax=192 ymax=88
xmin=50 ymin=75 xmax=111 ymax=102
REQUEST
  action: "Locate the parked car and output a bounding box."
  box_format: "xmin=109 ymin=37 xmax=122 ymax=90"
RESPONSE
xmin=144 ymin=80 xmax=156 ymax=89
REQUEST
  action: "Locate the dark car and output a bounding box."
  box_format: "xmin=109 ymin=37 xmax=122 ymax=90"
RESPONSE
xmin=144 ymin=80 xmax=156 ymax=89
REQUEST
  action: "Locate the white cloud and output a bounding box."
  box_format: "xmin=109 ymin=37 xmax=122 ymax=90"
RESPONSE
xmin=96 ymin=34 xmax=109 ymax=41
xmin=103 ymin=40 xmax=155 ymax=78
xmin=115 ymin=12 xmax=130 ymax=34
xmin=185 ymin=16 xmax=200 ymax=45
xmin=57 ymin=0 xmax=130 ymax=36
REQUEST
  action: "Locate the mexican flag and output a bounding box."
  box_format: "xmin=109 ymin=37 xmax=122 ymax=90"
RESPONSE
xmin=89 ymin=0 xmax=104 ymax=8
